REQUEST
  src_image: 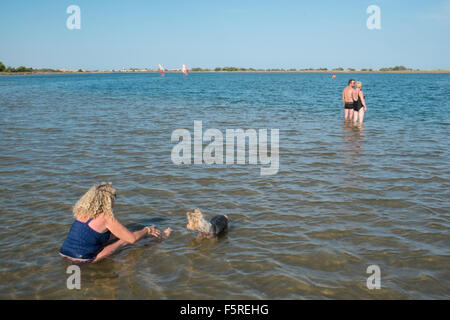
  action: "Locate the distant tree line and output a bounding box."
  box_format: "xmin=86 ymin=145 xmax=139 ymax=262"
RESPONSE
xmin=0 ymin=61 xmax=33 ymax=73
xmin=0 ymin=61 xmax=61 ymax=73
xmin=190 ymin=66 xmax=414 ymax=72
xmin=378 ymin=65 xmax=412 ymax=71
xmin=0 ymin=61 xmax=419 ymax=73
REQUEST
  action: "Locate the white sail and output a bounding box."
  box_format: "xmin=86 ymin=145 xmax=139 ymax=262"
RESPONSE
xmin=158 ymin=64 xmax=165 ymax=76
xmin=181 ymin=64 xmax=188 ymax=75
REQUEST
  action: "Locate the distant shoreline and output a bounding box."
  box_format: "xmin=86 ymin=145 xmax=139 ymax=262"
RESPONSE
xmin=1 ymin=70 xmax=450 ymax=76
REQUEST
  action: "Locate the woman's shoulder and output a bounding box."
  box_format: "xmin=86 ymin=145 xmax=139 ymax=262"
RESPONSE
xmin=86 ymin=213 xmax=111 ymax=232
xmin=77 ymin=213 xmax=110 ymax=225
xmin=75 ymin=217 xmax=90 ymax=223
xmin=94 ymin=213 xmax=113 ymax=223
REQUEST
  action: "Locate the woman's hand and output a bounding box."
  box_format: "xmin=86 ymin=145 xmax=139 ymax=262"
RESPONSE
xmin=145 ymin=225 xmax=161 ymax=238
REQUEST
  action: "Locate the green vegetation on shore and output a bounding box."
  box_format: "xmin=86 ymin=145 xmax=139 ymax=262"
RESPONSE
xmin=0 ymin=61 xmax=33 ymax=73
xmin=191 ymin=65 xmax=434 ymax=72
xmin=378 ymin=65 xmax=413 ymax=71
xmin=1 ymin=61 xmax=448 ymax=74
xmin=0 ymin=61 xmax=60 ymax=73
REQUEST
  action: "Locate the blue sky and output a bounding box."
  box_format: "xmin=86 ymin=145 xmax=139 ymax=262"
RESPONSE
xmin=0 ymin=0 xmax=449 ymax=70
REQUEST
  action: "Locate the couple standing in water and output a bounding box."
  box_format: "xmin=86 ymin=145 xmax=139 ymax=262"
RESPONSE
xmin=342 ymin=79 xmax=367 ymax=125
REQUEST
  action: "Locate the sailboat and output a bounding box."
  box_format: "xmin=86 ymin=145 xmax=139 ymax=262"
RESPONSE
xmin=157 ymin=64 xmax=188 ymax=75
xmin=181 ymin=64 xmax=189 ymax=75
xmin=158 ymin=64 xmax=165 ymax=76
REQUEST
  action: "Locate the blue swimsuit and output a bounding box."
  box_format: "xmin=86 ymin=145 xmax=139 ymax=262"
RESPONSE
xmin=60 ymin=219 xmax=111 ymax=260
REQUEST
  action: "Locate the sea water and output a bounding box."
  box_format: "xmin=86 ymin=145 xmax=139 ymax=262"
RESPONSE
xmin=0 ymin=72 xmax=449 ymax=299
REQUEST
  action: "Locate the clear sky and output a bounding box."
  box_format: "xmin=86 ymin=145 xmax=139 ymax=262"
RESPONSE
xmin=0 ymin=0 xmax=449 ymax=70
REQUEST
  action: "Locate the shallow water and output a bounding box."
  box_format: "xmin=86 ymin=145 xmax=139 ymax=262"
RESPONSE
xmin=0 ymin=72 xmax=449 ymax=299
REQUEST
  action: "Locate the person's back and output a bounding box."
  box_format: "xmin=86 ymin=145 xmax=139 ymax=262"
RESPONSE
xmin=60 ymin=216 xmax=111 ymax=261
xmin=342 ymin=79 xmax=356 ymax=120
xmin=354 ymin=90 xmax=363 ymax=109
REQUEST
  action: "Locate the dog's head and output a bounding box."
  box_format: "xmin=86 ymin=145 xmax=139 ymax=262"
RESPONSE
xmin=186 ymin=208 xmax=203 ymax=231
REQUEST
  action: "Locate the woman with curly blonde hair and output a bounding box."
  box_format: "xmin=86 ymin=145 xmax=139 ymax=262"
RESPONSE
xmin=59 ymin=182 xmax=171 ymax=263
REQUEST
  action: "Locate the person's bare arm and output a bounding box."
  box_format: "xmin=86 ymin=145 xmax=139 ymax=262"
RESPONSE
xmin=104 ymin=216 xmax=160 ymax=244
xmin=342 ymin=89 xmax=346 ymax=105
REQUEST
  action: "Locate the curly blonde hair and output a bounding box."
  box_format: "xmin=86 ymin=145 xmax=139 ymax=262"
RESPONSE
xmin=73 ymin=182 xmax=116 ymax=219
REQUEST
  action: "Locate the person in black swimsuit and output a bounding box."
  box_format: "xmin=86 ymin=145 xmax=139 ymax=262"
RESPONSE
xmin=353 ymin=81 xmax=367 ymax=125
xmin=342 ymin=79 xmax=357 ymax=120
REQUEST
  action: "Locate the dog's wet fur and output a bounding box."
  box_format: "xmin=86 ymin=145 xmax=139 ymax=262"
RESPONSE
xmin=186 ymin=208 xmax=229 ymax=238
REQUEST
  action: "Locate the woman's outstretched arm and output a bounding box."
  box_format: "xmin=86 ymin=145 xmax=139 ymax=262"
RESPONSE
xmin=105 ymin=215 xmax=160 ymax=244
xmin=92 ymin=217 xmax=162 ymax=262
xmin=93 ymin=233 xmax=139 ymax=262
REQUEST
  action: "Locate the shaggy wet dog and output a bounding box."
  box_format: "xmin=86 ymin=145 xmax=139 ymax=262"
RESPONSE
xmin=186 ymin=208 xmax=229 ymax=238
